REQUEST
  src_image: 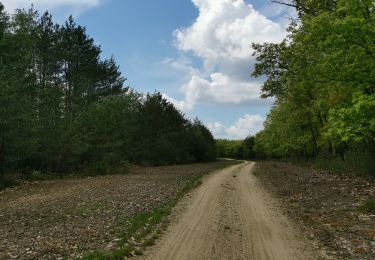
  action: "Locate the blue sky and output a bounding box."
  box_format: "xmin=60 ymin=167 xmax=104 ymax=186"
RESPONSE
xmin=3 ymin=0 xmax=293 ymax=139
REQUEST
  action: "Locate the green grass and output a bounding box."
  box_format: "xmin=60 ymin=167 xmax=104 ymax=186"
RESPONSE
xmin=134 ymin=249 xmax=143 ymax=256
xmin=84 ymin=205 xmax=176 ymax=259
xmin=302 ymin=207 xmax=313 ymax=214
xmin=143 ymin=238 xmax=156 ymax=247
xmin=359 ymin=200 xmax=375 ymax=214
xmin=84 ymin=160 xmax=242 ymax=259
xmin=78 ymin=202 xmax=106 ymax=216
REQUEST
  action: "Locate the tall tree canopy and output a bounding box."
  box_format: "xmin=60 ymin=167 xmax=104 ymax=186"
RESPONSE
xmin=0 ymin=3 xmax=216 ymax=186
xmin=253 ymin=0 xmax=375 ymax=174
xmin=216 ymin=136 xmax=255 ymax=160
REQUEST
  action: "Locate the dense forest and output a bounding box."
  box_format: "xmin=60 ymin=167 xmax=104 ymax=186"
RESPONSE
xmin=216 ymin=136 xmax=255 ymax=160
xmin=2 ymin=0 xmax=374 ymax=188
xmin=0 ymin=3 xmax=216 ymax=186
xmin=252 ymin=0 xmax=375 ymax=175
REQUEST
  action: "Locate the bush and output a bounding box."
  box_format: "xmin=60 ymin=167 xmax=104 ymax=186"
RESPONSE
xmin=95 ymin=153 xmax=118 ymax=174
xmin=314 ymin=147 xmax=375 ymax=176
xmin=24 ymin=170 xmax=50 ymax=181
xmin=94 ymin=161 xmax=112 ymax=175
xmin=0 ymin=176 xmax=17 ymax=190
xmin=112 ymin=160 xmax=131 ymax=175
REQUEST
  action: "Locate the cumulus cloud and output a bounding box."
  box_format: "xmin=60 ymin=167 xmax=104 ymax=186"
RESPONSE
xmin=208 ymin=114 xmax=265 ymax=139
xmin=2 ymin=0 xmax=102 ymax=13
xmin=225 ymin=114 xmax=264 ymax=139
xmin=175 ymin=0 xmax=285 ymax=63
xmin=161 ymin=56 xmax=197 ymax=77
xmin=207 ymin=121 xmax=226 ymax=137
xmin=162 ymin=93 xmax=195 ymax=114
xmin=181 ymin=72 xmax=265 ymax=106
xmin=165 ymin=0 xmax=287 ymax=112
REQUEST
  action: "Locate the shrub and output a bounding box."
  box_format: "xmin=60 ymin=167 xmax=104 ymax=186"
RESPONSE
xmin=94 ymin=161 xmax=112 ymax=175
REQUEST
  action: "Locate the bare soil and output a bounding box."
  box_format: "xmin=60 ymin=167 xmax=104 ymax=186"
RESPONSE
xmin=141 ymin=162 xmax=315 ymax=260
xmin=254 ymin=161 xmax=375 ymax=260
xmin=0 ymin=161 xmax=234 ymax=259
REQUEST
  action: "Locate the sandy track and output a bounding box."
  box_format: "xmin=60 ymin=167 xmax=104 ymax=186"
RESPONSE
xmin=141 ymin=162 xmax=313 ymax=260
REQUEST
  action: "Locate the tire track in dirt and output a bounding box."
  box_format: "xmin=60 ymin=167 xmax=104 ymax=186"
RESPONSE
xmin=141 ymin=162 xmax=315 ymax=260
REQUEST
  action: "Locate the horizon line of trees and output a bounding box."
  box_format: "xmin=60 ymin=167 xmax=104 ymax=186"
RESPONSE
xmin=0 ymin=3 xmax=216 ymax=185
xmin=252 ymin=0 xmax=375 ymax=175
xmin=216 ymin=136 xmax=255 ymax=160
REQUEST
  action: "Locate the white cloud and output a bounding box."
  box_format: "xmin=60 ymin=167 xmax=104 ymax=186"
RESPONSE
xmin=161 ymin=56 xmax=197 ymax=76
xmin=2 ymin=0 xmax=102 ymax=13
xmin=181 ymin=72 xmax=265 ymax=107
xmin=225 ymin=114 xmax=264 ymax=139
xmin=207 ymin=121 xmax=226 ymax=137
xmin=162 ymin=93 xmax=195 ymax=114
xmin=165 ymin=0 xmax=287 ymax=112
xmin=208 ymin=114 xmax=265 ymax=139
xmin=175 ymin=0 xmax=284 ymax=63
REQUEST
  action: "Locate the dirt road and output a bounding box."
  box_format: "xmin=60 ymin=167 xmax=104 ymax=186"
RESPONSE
xmin=141 ymin=162 xmax=314 ymax=260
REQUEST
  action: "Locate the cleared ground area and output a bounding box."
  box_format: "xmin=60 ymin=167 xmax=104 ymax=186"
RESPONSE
xmin=254 ymin=161 xmax=375 ymax=260
xmin=0 ymin=161 xmax=234 ymax=259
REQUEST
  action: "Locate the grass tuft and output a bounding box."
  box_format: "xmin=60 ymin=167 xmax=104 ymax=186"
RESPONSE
xmin=359 ymin=200 xmax=375 ymax=214
xmin=83 ymin=160 xmax=242 ymax=259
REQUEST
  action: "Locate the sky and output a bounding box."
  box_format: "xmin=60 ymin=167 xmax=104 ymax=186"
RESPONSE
xmin=2 ymin=0 xmax=294 ymax=139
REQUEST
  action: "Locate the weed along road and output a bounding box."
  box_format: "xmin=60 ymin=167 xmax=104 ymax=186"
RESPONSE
xmin=141 ymin=162 xmax=314 ymax=260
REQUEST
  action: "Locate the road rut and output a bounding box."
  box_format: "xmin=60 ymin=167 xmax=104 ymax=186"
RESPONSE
xmin=141 ymin=162 xmax=313 ymax=260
